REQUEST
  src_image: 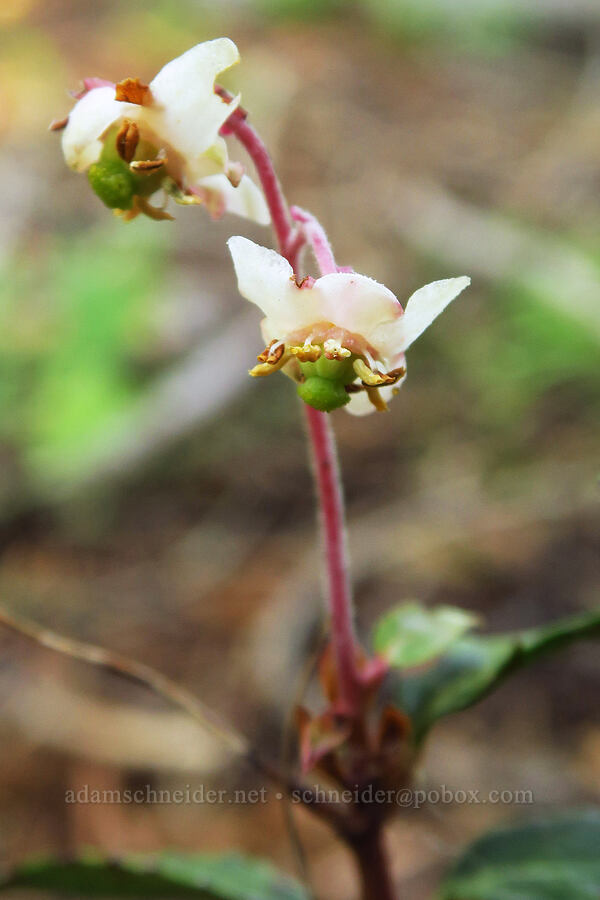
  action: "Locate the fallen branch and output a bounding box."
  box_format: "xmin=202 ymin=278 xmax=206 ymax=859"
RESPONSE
xmin=0 ymin=605 xmax=352 ymax=830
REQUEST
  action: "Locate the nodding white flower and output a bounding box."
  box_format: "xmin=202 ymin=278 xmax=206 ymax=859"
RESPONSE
xmin=228 ymin=236 xmax=470 ymax=415
xmin=57 ymin=39 xmax=269 ymax=225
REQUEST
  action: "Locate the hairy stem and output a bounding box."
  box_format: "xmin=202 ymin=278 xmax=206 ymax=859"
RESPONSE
xmin=222 ymin=111 xmax=295 ymax=261
xmin=304 ymin=405 xmax=361 ymax=711
xmin=225 ymin=101 xmax=394 ymax=896
xmin=290 ymin=205 xmax=338 ymax=274
xmin=225 ymin=104 xmax=362 ymax=711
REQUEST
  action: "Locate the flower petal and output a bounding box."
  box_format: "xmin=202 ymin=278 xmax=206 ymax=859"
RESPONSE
xmin=228 ymin=237 xmax=323 ymax=340
xmin=396 ymin=276 xmax=471 ymax=351
xmin=199 ymin=174 xmax=270 ymax=225
xmin=346 ymin=384 xmax=397 ymax=416
xmin=148 ymin=39 xmax=240 ymax=174
xmin=61 ymin=86 xmax=124 ymax=171
xmin=312 ymin=272 xmax=402 ymax=365
xmin=316 ymin=272 xmax=401 ymax=338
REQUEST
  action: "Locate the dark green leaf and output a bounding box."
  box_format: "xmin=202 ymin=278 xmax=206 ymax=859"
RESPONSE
xmin=373 ymin=602 xmax=479 ymax=668
xmin=393 ymin=608 xmax=600 ymax=741
xmin=439 ymin=809 xmax=600 ymax=899
xmin=0 ymin=853 xmax=307 ymax=899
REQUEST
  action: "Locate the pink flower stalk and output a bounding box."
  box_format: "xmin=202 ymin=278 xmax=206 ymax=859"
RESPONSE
xmin=224 ymin=106 xmax=365 ymax=712
xmin=291 ymin=205 xmax=339 ymax=275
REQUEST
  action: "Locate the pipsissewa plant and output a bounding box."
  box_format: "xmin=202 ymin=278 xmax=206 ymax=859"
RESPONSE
xmin=2 ymin=37 xmax=598 ymax=900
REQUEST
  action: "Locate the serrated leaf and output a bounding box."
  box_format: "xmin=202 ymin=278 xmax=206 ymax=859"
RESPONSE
xmin=0 ymin=853 xmax=308 ymax=899
xmin=373 ymin=602 xmax=479 ymax=668
xmin=394 ymin=609 xmax=600 ymax=742
xmin=439 ymin=809 xmax=600 ymax=899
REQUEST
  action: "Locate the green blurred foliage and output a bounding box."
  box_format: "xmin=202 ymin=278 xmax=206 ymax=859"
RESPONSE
xmin=363 ymin=0 xmax=531 ymax=52
xmin=1 ymin=852 xmax=307 ymax=899
xmin=254 ymin=0 xmax=533 ymax=51
xmin=255 ymin=0 xmax=344 ymax=22
xmin=0 ymin=223 xmax=167 ymax=475
xmin=436 ymin=284 xmax=600 ymax=431
xmin=439 ymin=810 xmax=600 ymax=900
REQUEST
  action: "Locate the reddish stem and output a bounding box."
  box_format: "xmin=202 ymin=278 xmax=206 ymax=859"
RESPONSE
xmin=222 ymin=112 xmax=295 ymax=262
xmin=304 ymin=405 xmax=361 ymax=712
xmin=225 ymin=107 xmax=362 ymax=712
xmin=290 ymin=204 xmax=338 ymax=275
xmin=224 ymin=100 xmax=396 ymax=896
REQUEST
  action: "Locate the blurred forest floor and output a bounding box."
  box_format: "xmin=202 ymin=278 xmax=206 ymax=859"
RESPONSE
xmin=0 ymin=1 xmax=599 ymax=898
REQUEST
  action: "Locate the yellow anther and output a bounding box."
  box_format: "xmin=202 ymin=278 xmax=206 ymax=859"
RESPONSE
xmin=289 ymin=344 xmax=321 ymax=363
xmin=115 ymin=77 xmax=151 ymax=105
xmin=257 ymin=340 xmax=285 ymax=365
xmin=353 ymin=358 xmax=406 ymax=386
xmin=130 ymin=157 xmax=167 ymax=173
xmin=250 ymin=345 xmax=290 ymax=377
xmin=353 ymin=358 xmax=384 ymax=385
xmin=323 ymin=339 xmax=351 ymax=360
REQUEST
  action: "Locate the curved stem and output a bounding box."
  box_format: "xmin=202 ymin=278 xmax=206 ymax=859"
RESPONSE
xmin=290 ymin=205 xmax=338 ymax=275
xmin=222 ymin=112 xmax=295 ymax=262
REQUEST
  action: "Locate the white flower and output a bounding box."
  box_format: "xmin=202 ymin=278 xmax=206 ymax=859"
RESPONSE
xmin=228 ymin=236 xmax=470 ymax=414
xmin=59 ymin=39 xmax=269 ymax=224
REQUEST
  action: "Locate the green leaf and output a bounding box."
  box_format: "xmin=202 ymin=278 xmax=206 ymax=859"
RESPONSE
xmin=373 ymin=602 xmax=479 ymax=668
xmin=0 ymin=853 xmax=308 ymax=899
xmin=394 ymin=609 xmax=600 ymax=742
xmin=439 ymin=809 xmax=600 ymax=899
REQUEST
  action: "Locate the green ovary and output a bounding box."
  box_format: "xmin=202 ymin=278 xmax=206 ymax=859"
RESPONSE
xmin=297 ymin=355 xmax=356 ymax=412
xmin=300 ymin=355 xmax=356 ymax=384
xmin=297 ymin=376 xmax=350 ymax=412
xmin=87 ymin=132 xmax=165 ymax=210
xmin=88 ymin=158 xmax=137 ymax=209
